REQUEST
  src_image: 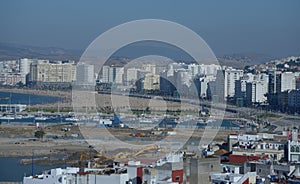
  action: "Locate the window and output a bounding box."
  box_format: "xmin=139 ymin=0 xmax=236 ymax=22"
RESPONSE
xmin=291 ymin=146 xmax=295 ymax=152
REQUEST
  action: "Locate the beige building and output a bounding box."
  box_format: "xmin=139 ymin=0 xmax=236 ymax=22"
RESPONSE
xmin=126 ymin=68 xmax=140 ymax=84
xmin=143 ymin=73 xmax=160 ymax=90
xmin=143 ymin=64 xmax=156 ymax=75
xmin=189 ymin=157 xmax=221 ymax=184
xmin=0 ymin=73 xmax=23 ymax=86
xmin=30 ymin=61 xmax=75 ymax=83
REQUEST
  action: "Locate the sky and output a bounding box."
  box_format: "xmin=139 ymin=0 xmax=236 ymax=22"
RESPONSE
xmin=0 ymin=0 xmax=300 ymax=58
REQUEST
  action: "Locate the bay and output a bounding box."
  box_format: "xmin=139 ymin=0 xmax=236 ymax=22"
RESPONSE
xmin=0 ymin=91 xmax=62 ymax=105
xmin=0 ymin=157 xmax=69 ymax=182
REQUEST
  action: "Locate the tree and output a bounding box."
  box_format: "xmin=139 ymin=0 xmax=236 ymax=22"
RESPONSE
xmin=34 ymin=130 xmax=45 ymax=139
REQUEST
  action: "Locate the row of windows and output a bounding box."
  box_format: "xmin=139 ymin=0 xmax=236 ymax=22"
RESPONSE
xmin=290 ymin=146 xmax=300 ymax=152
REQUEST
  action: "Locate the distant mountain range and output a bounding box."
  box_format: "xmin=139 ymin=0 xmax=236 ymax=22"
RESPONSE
xmin=218 ymin=53 xmax=275 ymax=69
xmin=0 ymin=42 xmax=81 ymax=61
xmin=0 ymin=42 xmax=275 ymax=68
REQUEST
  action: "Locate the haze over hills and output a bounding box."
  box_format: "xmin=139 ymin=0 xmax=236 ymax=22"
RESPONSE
xmin=0 ymin=42 xmax=81 ymax=61
xmin=218 ymin=53 xmax=276 ymax=69
xmin=0 ymin=42 xmax=276 ymax=68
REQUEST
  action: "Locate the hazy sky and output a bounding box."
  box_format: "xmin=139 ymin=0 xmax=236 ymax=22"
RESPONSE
xmin=1 ymin=0 xmax=300 ymax=57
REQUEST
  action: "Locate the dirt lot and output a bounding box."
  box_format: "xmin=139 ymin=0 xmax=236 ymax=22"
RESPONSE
xmin=0 ymin=123 xmax=240 ymax=157
xmin=0 ymin=124 xmax=89 ymax=157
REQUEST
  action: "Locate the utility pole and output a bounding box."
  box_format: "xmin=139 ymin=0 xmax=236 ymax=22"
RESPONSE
xmin=31 ymin=149 xmax=34 ymax=176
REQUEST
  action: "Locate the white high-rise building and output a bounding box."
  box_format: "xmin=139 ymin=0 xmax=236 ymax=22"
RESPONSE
xmin=224 ymin=68 xmax=244 ymax=98
xmin=20 ymin=58 xmax=33 ymax=75
xmin=110 ymin=66 xmax=124 ymax=84
xmin=167 ymin=63 xmax=188 ymax=77
xmin=253 ymin=81 xmax=268 ymax=103
xmin=201 ymin=64 xmax=222 ymax=76
xmin=102 ymin=66 xmax=110 ymax=83
xmin=174 ymin=69 xmax=192 ymax=93
xmin=101 ymin=65 xmax=124 ymax=84
xmin=126 ymin=68 xmax=140 ymax=84
xmin=76 ymin=63 xmax=94 ymax=84
xmin=246 ymin=74 xmax=269 ymax=103
xmin=188 ymin=64 xmax=201 ymax=77
xmin=195 ymin=64 xmax=221 ymax=76
xmin=19 ymin=58 xmax=35 ymax=84
xmin=199 ymin=75 xmax=215 ymax=98
xmin=281 ymin=72 xmax=296 ymax=92
xmin=143 ymin=64 xmax=156 ymax=75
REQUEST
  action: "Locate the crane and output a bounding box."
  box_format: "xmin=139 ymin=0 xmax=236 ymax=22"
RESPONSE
xmin=83 ymin=145 xmax=161 ymax=167
xmin=132 ymin=145 xmax=159 ymax=157
xmin=79 ymin=152 xmax=91 ymax=172
xmin=79 ymin=152 xmax=90 ymax=162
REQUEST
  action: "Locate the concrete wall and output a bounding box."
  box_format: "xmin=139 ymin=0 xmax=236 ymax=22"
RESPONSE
xmin=189 ymin=157 xmax=221 ymax=184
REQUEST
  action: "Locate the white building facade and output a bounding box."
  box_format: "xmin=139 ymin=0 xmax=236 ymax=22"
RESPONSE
xmin=224 ymin=68 xmax=244 ymax=98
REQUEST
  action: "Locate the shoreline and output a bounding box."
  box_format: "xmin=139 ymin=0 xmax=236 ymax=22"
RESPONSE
xmin=0 ymin=87 xmax=72 ymax=110
xmin=0 ymin=87 xmax=71 ymax=99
